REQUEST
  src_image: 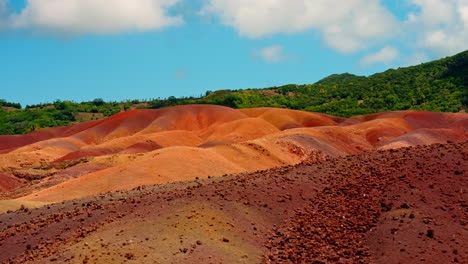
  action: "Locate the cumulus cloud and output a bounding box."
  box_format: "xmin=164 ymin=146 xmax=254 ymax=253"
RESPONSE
xmin=360 ymin=46 xmax=399 ymax=67
xmin=8 ymin=0 xmax=183 ymax=35
xmin=406 ymin=0 xmax=468 ymax=56
xmin=255 ymin=45 xmax=288 ymax=63
xmin=201 ymin=0 xmax=400 ymax=53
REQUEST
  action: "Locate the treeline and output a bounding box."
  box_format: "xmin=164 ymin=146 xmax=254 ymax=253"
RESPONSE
xmin=1 ymin=50 xmax=466 ymax=135
xmin=0 ymin=99 xmax=21 ymax=109
xmin=0 ymin=99 xmax=122 ymax=135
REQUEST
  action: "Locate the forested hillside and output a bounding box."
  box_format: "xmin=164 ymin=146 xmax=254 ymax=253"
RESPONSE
xmin=1 ymin=50 xmax=466 ymax=135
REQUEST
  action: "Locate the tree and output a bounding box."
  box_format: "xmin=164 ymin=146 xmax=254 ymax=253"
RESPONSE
xmin=92 ymin=98 xmax=105 ymax=106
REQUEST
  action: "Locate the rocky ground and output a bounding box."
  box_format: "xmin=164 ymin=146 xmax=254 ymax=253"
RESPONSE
xmin=1 ymin=108 xmax=466 ymax=203
xmin=0 ymin=141 xmax=466 ymax=263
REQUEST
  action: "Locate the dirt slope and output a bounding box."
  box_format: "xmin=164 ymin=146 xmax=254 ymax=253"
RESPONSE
xmin=0 ymin=106 xmax=467 ymax=203
xmin=0 ymin=141 xmax=466 ymax=264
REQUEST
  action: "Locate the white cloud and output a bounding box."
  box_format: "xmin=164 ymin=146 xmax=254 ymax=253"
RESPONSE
xmin=404 ymin=52 xmax=429 ymax=66
xmin=255 ymin=45 xmax=288 ymax=63
xmin=360 ymin=46 xmax=399 ymax=67
xmin=406 ymin=0 xmax=468 ymax=56
xmin=201 ymin=0 xmax=400 ymax=53
xmin=9 ymin=0 xmax=183 ymax=35
xmin=0 ymin=0 xmax=7 ymax=30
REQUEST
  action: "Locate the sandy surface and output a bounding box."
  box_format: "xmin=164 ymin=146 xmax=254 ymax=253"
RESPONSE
xmin=0 ymin=141 xmax=466 ymax=263
xmin=0 ymin=106 xmax=467 ymax=204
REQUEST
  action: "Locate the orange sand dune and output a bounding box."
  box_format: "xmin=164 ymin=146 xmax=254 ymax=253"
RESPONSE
xmin=1 ymin=105 xmax=243 ymax=169
xmin=3 ymin=142 xmax=466 ymax=264
xmin=0 ymin=105 xmax=243 ymax=151
xmin=199 ymin=117 xmax=280 ymax=142
xmin=0 ymin=105 xmax=466 ymax=202
xmin=70 ymin=105 xmax=247 ymax=144
xmin=347 ymin=118 xmax=415 ymax=147
xmin=380 ymin=128 xmax=468 ymax=150
xmin=0 ymin=119 xmax=101 ymax=152
xmin=55 ymin=130 xmax=203 ymax=162
xmin=353 ymin=110 xmax=467 ymax=129
xmin=19 ymin=136 xmax=319 ymax=202
xmin=240 ymin=107 xmax=339 ymax=130
xmin=0 ymin=137 xmax=86 ymax=170
xmin=18 ymin=146 xmax=245 ymax=202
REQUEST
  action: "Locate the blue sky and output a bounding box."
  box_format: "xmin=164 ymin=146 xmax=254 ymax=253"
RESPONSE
xmin=0 ymin=0 xmax=466 ymax=107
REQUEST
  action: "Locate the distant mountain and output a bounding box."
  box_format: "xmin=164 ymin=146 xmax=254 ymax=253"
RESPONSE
xmin=315 ymin=73 xmax=365 ymax=84
xmin=1 ymin=50 xmax=466 ymax=135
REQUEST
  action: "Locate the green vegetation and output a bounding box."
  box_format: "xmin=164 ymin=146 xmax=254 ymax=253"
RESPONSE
xmin=0 ymin=99 xmax=21 ymax=109
xmin=0 ymin=100 xmax=122 ymax=135
xmin=1 ymin=50 xmax=466 ymax=135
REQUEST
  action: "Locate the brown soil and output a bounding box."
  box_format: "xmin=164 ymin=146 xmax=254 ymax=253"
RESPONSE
xmin=0 ymin=107 xmax=20 ymax=112
xmin=72 ymin=112 xmax=105 ymax=122
xmin=1 ymin=107 xmax=466 ymax=202
xmin=0 ymin=141 xmax=466 ymax=264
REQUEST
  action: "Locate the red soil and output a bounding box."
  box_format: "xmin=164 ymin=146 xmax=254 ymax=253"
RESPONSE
xmin=0 ymin=142 xmax=465 ymax=263
xmin=0 ymin=173 xmax=23 ymax=192
xmin=240 ymin=107 xmax=339 ymax=130
xmin=265 ymin=142 xmax=467 ymax=263
xmin=54 ymin=148 xmax=118 ymax=162
xmin=0 ymin=120 xmax=101 ymax=152
xmin=117 ymin=141 xmax=163 ymax=154
xmin=381 ymin=128 xmax=468 ymax=149
xmin=0 ymin=106 xmax=466 ymax=201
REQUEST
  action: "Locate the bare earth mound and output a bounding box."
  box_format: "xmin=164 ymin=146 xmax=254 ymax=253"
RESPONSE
xmin=0 ymin=106 xmax=466 ymax=203
xmin=0 ymin=106 xmax=467 ymax=263
xmin=0 ymin=141 xmax=466 ymax=263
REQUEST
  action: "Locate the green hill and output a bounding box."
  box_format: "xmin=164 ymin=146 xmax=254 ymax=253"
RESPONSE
xmin=1 ymin=50 xmax=467 ymax=135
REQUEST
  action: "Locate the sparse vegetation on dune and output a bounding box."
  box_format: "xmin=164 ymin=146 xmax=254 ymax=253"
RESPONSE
xmin=1 ymin=50 xmax=466 ymax=135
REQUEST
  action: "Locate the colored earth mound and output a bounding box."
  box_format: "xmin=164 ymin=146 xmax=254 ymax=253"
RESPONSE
xmin=0 ymin=105 xmax=467 ymax=202
xmin=0 ymin=142 xmax=466 ymax=263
